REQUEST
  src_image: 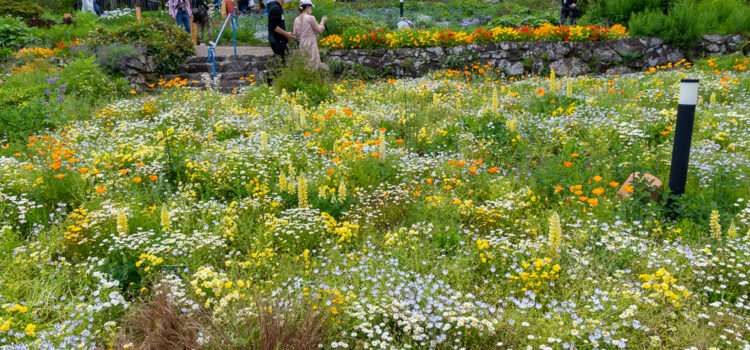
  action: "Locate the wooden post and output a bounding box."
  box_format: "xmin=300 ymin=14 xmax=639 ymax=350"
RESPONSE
xmin=221 ymin=0 xmax=227 ymax=17
xmin=191 ymin=15 xmax=198 ymax=45
xmin=136 ymin=6 xmax=142 ymax=20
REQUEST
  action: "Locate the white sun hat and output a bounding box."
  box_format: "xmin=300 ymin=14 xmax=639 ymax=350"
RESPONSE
xmin=300 ymin=0 xmax=315 ymax=6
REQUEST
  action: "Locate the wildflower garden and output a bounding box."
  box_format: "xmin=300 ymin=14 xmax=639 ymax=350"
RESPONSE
xmin=2 ymin=0 xmax=750 ymax=348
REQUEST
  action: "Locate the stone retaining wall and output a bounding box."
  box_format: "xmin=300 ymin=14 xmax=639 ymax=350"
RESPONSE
xmin=326 ymin=34 xmax=749 ymax=78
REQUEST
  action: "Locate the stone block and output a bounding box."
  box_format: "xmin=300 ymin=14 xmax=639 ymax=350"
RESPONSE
xmin=549 ymin=57 xmax=589 ymax=77
xmin=616 ymin=172 xmax=663 ymax=201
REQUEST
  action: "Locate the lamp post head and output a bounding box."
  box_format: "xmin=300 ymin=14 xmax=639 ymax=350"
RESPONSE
xmin=678 ymin=79 xmax=699 ymax=105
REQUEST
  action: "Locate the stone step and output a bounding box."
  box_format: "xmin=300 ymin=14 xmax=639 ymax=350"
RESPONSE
xmin=180 ymin=60 xmax=270 ymax=74
xmin=185 ymin=54 xmax=271 ymax=65
xmin=162 ymin=71 xmax=263 ymax=82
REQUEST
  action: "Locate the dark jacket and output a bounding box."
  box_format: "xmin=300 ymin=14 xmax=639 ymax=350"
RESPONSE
xmin=267 ymin=1 xmax=287 ymax=44
xmin=562 ymin=0 xmax=576 ymax=7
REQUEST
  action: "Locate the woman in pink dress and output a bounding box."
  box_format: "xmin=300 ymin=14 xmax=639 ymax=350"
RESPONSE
xmin=293 ymin=0 xmax=327 ymax=69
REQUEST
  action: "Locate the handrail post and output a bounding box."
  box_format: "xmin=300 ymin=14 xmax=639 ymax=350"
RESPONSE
xmin=232 ymin=14 xmax=237 ymax=57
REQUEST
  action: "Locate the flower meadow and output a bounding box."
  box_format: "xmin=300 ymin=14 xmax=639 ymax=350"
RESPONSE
xmin=320 ymin=24 xmax=628 ymax=50
xmin=1 ymin=55 xmax=750 ymax=349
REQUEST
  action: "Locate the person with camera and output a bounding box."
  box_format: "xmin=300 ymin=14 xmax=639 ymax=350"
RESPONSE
xmin=292 ymin=0 xmax=327 ymax=70
xmin=560 ymin=0 xmax=578 ymax=26
xmin=169 ymin=0 xmax=192 ymax=34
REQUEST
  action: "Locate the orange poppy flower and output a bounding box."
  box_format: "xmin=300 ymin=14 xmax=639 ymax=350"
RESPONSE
xmin=609 ymin=181 xmax=620 ymax=188
xmin=55 ymin=174 xmax=65 ymax=179
xmin=133 ymin=177 xmax=142 ymax=183
xmin=426 ymin=178 xmax=433 ymax=184
xmin=78 ymin=168 xmax=89 ymax=173
xmin=564 ymin=162 xmax=573 ymax=168
xmin=149 ymin=175 xmax=158 ymax=181
xmin=304 ymin=132 xmax=311 ymax=137
xmin=554 ymin=186 xmax=564 ymax=192
xmin=95 ymin=187 xmax=107 ymax=194
xmin=469 ymin=166 xmax=478 ymax=176
xmin=394 ymin=139 xmax=404 ymax=143
xmin=621 ymin=185 xmax=634 ymax=193
xmin=119 ymin=169 xmax=129 ymax=175
xmin=593 ymin=175 xmax=602 ymax=182
xmin=25 ymin=164 xmax=34 ymax=170
xmin=487 ymin=167 xmax=499 ymax=173
xmin=536 ymin=89 xmax=545 ymax=96
xmin=444 ymin=185 xmax=453 ymax=190
xmin=49 ymin=163 xmax=61 ymax=170
xmin=371 ymin=152 xmax=380 ymax=158
xmin=592 ymin=187 xmax=604 ymax=195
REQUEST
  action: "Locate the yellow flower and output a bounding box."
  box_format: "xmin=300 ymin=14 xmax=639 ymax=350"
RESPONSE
xmin=25 ymin=323 xmax=36 ymax=337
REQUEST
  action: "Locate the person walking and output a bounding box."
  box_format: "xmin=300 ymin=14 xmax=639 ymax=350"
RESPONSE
xmin=267 ymin=0 xmax=295 ymax=62
xmin=193 ymin=0 xmax=212 ymax=45
xmin=293 ymin=0 xmax=327 ymax=70
xmin=560 ymin=0 xmax=578 ymax=26
xmin=169 ymin=0 xmax=192 ymax=34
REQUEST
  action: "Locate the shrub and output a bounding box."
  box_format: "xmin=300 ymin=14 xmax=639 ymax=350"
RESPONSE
xmin=31 ymin=11 xmax=100 ymax=45
xmin=629 ymin=0 xmax=750 ymax=49
xmin=31 ymin=0 xmax=76 ymax=14
xmin=0 ymin=20 xmax=41 ymax=48
xmin=94 ymin=42 xmax=146 ymax=76
xmin=60 ymin=56 xmax=129 ymax=99
xmin=582 ymin=0 xmax=662 ymax=25
xmin=0 ymin=103 xmax=56 ymax=142
xmin=270 ymin=53 xmax=334 ymax=106
xmin=0 ymin=0 xmax=44 ymax=19
xmin=25 ymin=17 xmax=57 ymax=29
xmin=325 ymin=15 xmax=386 ymax=36
xmin=88 ymin=18 xmax=195 ymax=73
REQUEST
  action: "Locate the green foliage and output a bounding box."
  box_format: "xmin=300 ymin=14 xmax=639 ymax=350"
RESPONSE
xmin=326 ymin=15 xmax=386 ymax=36
xmin=30 ymin=11 xmax=100 ymax=45
xmin=87 ymin=18 xmax=195 ymax=73
xmin=270 ymin=53 xmax=334 ymax=107
xmin=0 ymin=103 xmax=56 ymax=142
xmin=629 ymin=0 xmax=750 ymax=48
xmin=488 ymin=7 xmax=558 ymax=27
xmin=0 ymin=0 xmax=44 ymax=19
xmin=94 ymin=42 xmax=146 ymax=76
xmin=0 ymin=17 xmax=40 ymax=48
xmin=60 ymin=56 xmax=129 ymax=99
xmin=581 ymin=0 xmax=662 ymax=25
xmin=31 ymin=0 xmax=76 ymax=14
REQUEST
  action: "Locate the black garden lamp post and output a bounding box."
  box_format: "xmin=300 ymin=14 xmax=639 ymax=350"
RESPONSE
xmin=667 ymin=79 xmax=699 ymax=216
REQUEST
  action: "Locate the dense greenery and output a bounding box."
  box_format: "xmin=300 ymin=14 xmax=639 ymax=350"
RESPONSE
xmin=88 ymin=18 xmax=195 ymax=73
xmin=0 ymin=0 xmax=44 ymax=19
xmin=2 ymin=26 xmax=750 ymax=345
xmin=629 ymin=0 xmax=750 ymax=48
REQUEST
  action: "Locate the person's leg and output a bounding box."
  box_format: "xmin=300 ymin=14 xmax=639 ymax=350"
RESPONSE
xmin=560 ymin=7 xmax=567 ymax=26
xmin=206 ymin=19 xmax=213 ymax=44
xmin=179 ymin=13 xmax=191 ymax=34
xmin=570 ymin=8 xmax=578 ymax=25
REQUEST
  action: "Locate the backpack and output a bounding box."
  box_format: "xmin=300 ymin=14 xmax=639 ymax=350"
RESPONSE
xmin=193 ymin=0 xmax=209 ymax=21
xmin=193 ymin=6 xmax=207 ymax=21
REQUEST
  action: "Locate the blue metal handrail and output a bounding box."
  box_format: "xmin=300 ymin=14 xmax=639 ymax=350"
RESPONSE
xmin=207 ymin=9 xmax=238 ymax=86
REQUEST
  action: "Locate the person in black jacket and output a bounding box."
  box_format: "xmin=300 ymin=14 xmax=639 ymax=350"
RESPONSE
xmin=267 ymin=0 xmax=295 ymax=62
xmin=193 ymin=0 xmax=212 ymax=45
xmin=560 ymin=0 xmax=578 ymax=26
